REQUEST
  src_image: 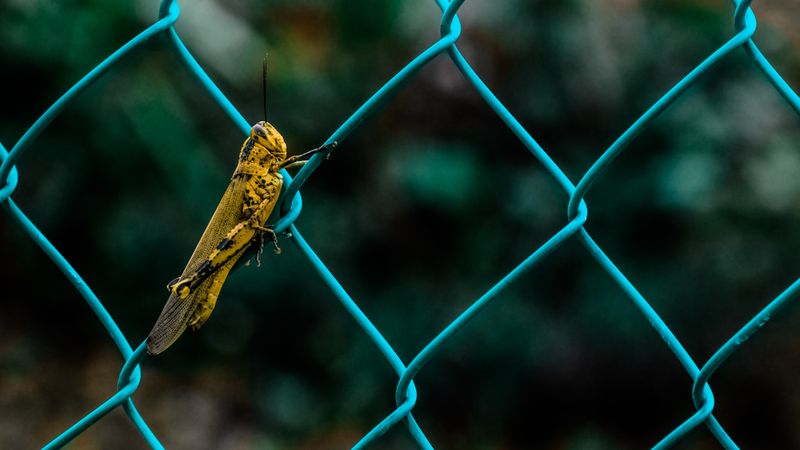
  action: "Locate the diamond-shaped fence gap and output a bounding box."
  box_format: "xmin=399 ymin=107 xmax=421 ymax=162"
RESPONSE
xmin=7 ymin=125 xmax=84 ymax=213
xmin=332 ymin=138 xmax=567 ymax=306
xmin=561 ymin=245 xmax=707 ymax=436
xmin=288 ymin=225 xmax=431 ymax=447
xmin=148 ymin=59 xmax=249 ymax=152
xmin=576 ymin=236 xmax=725 ymax=448
xmin=576 ymin=98 xmax=754 ymax=323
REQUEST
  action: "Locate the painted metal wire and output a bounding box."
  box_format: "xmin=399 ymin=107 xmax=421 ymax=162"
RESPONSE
xmin=1 ymin=0 xmax=799 ymax=448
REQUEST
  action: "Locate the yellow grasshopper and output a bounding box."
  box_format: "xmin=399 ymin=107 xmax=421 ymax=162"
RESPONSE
xmin=147 ymin=120 xmax=332 ymax=355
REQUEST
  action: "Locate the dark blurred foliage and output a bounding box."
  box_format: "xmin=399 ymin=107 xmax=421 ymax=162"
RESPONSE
xmin=2 ymin=0 xmax=800 ymax=449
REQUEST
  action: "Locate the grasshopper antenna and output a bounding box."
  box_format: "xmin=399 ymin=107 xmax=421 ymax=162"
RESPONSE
xmin=262 ymin=54 xmax=269 ymax=122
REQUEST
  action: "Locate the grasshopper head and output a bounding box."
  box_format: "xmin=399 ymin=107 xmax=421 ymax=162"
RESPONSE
xmin=251 ymin=121 xmax=287 ymax=163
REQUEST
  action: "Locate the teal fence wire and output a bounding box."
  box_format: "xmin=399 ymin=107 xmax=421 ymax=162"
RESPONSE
xmin=2 ymin=0 xmax=800 ymax=448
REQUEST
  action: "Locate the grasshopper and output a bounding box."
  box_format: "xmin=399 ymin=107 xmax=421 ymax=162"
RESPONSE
xmin=147 ymin=121 xmax=333 ymax=354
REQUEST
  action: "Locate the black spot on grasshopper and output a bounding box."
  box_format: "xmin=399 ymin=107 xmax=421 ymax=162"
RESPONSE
xmin=196 ymin=260 xmax=212 ymax=277
xmin=241 ymin=139 xmax=255 ymax=161
xmin=217 ymin=238 xmax=233 ymax=250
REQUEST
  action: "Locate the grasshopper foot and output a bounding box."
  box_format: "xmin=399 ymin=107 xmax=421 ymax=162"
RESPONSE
xmin=252 ymin=225 xmax=281 ymax=255
xmin=324 ymin=140 xmax=338 ymax=159
xmin=267 ymin=229 xmax=281 ymax=254
xmin=256 ymin=233 xmax=265 ymax=266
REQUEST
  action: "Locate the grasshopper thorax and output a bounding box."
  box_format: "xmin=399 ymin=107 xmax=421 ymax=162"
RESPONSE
xmin=244 ymin=121 xmax=287 ymax=168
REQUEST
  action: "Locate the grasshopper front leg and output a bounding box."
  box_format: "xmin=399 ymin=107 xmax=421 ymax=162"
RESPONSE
xmin=277 ymin=141 xmax=337 ymax=170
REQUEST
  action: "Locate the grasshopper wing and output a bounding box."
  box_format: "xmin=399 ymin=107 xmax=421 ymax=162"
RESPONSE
xmin=147 ymin=175 xmax=251 ymax=355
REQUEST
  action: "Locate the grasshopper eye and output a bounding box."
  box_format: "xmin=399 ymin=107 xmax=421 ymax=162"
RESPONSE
xmin=252 ymin=123 xmax=268 ymax=138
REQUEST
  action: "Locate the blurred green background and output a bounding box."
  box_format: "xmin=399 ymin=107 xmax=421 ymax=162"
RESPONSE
xmin=2 ymin=0 xmax=800 ymax=448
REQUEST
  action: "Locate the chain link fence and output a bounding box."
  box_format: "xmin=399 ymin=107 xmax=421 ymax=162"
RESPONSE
xmin=1 ymin=0 xmax=799 ymax=448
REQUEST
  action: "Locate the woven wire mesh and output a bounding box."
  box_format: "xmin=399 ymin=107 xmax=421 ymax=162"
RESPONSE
xmin=1 ymin=0 xmax=800 ymax=448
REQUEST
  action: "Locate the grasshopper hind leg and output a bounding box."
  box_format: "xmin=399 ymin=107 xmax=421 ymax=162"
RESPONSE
xmin=148 ymin=246 xmax=246 ymax=354
xmin=166 ymin=277 xmax=180 ymax=291
xmin=168 ymin=277 xmax=193 ymax=299
xmin=187 ymin=259 xmax=234 ymax=329
xmin=188 ymin=292 xmax=217 ymax=330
